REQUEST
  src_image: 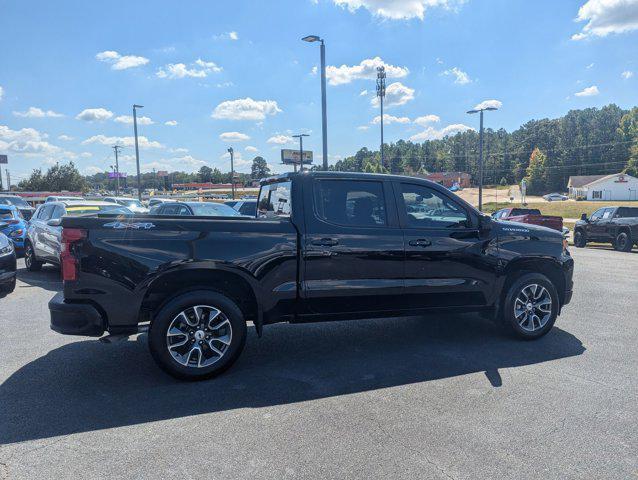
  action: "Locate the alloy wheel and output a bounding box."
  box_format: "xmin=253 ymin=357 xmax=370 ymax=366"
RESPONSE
xmin=165 ymin=305 xmax=233 ymax=368
xmin=513 ymin=284 xmax=552 ymax=332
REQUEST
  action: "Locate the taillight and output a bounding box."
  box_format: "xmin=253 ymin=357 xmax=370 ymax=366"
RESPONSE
xmin=61 ymin=228 xmax=86 ymax=281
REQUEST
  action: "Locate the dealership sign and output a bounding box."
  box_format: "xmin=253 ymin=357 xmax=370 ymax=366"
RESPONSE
xmin=281 ymin=149 xmax=313 ymax=165
xmin=108 ymin=171 xmax=127 ymax=179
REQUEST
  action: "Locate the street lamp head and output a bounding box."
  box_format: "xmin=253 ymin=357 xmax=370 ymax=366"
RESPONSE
xmin=227 ymin=147 xmax=233 ymax=154
xmin=302 ymin=35 xmax=321 ymax=43
xmin=467 ymin=109 xmax=479 ymax=114
xmin=484 ymin=106 xmax=498 ymax=111
xmin=293 ymin=133 xmax=309 ymax=138
xmin=133 ymin=104 xmax=144 ymax=109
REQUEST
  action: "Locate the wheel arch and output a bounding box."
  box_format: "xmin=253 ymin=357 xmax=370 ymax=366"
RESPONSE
xmin=141 ymin=266 xmax=262 ymax=335
xmin=502 ymin=257 xmax=566 ymax=309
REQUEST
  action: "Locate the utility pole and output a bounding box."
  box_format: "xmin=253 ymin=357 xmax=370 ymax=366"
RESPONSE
xmin=228 ymin=147 xmax=235 ymax=200
xmin=302 ymin=35 xmax=329 ymax=170
xmin=376 ymin=66 xmax=386 ymax=170
xmin=112 ymin=145 xmax=123 ymax=195
xmin=467 ymin=103 xmax=499 ymax=212
xmin=133 ymin=104 xmax=144 ymax=201
xmin=293 ymin=134 xmax=309 ymax=173
xmin=5 ymin=169 xmax=10 ymax=191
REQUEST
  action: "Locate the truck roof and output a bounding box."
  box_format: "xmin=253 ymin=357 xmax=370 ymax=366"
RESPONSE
xmin=261 ymin=171 xmax=443 ymax=185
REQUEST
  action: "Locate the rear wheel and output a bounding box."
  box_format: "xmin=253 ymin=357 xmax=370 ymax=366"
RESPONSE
xmin=614 ymin=231 xmax=633 ymax=252
xmin=501 ymin=273 xmax=559 ymax=340
xmin=574 ymin=229 xmax=586 ymax=248
xmin=24 ymin=242 xmax=43 ymax=271
xmin=148 ymin=290 xmax=247 ymax=381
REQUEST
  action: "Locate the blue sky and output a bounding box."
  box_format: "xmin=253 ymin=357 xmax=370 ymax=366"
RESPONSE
xmin=1 ymin=0 xmax=637 ymax=184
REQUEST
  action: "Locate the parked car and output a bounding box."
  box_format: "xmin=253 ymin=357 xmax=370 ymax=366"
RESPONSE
xmin=102 ymin=196 xmax=149 ymax=214
xmin=0 ymin=205 xmax=28 ymax=254
xmin=49 ymin=172 xmax=573 ymax=380
xmin=491 ymin=207 xmax=563 ymax=232
xmin=45 ymin=196 xmax=83 ymax=203
xmin=0 ymin=195 xmax=36 ymax=220
xmin=25 ymin=201 xmax=132 ymax=271
xmin=147 ymin=198 xmax=174 ymax=209
xmin=574 ymin=206 xmax=638 ymax=251
xmin=543 ymin=193 xmax=568 ymax=202
xmin=151 ymin=201 xmax=243 ymax=217
xmin=0 ymin=232 xmax=17 ymax=293
xmin=226 ymin=199 xmax=257 ymax=217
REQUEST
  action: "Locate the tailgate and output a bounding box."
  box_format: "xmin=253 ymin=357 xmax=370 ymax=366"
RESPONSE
xmin=508 ymin=214 xmax=563 ymax=231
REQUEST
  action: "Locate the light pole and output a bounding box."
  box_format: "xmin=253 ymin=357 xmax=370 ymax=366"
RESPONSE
xmin=302 ymin=35 xmax=328 ymax=171
xmin=227 ymin=147 xmax=235 ymax=200
xmin=376 ymin=66 xmax=386 ymax=170
xmin=467 ymin=104 xmax=498 ymax=211
xmin=112 ymin=145 xmax=122 ymax=195
xmin=292 ymin=134 xmax=309 ymax=172
xmin=133 ymin=104 xmax=144 ymax=201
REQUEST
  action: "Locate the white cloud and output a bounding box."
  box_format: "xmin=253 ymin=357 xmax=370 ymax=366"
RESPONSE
xmin=156 ymin=59 xmax=222 ymax=79
xmin=311 ymin=66 xmax=318 ymax=76
xmin=371 ymin=81 xmax=415 ymax=107
xmin=219 ymin=131 xmax=250 ymax=142
xmin=96 ymin=50 xmax=149 ymax=70
xmin=211 ymin=98 xmax=282 ymax=121
xmin=13 ymin=107 xmax=64 ymax=118
xmin=371 ymin=114 xmax=410 ymax=124
xmin=409 ymin=123 xmax=474 ymax=141
xmin=58 ymin=134 xmax=74 ymax=141
xmin=357 ymin=125 xmax=370 ymax=130
xmin=229 ymin=31 xmax=239 ymax=40
xmin=414 ymin=114 xmax=440 ymax=126
xmin=473 ymin=99 xmax=503 ymax=110
xmin=572 ymin=0 xmax=638 ymax=40
xmin=267 ymin=134 xmax=294 ymax=145
xmin=0 ymin=125 xmax=61 ymax=155
xmin=332 ymin=0 xmax=467 ymax=20
xmin=574 ymin=85 xmax=600 ymax=96
xmin=214 ymin=31 xmax=240 ymax=41
xmin=84 ymin=165 xmax=103 ymax=175
xmin=0 ymin=86 xmax=4 ymax=101
xmin=622 ymin=70 xmax=634 ymax=79
xmin=80 ymin=152 xmax=92 ymax=158
xmin=164 ymin=120 xmax=178 ymax=126
xmin=360 ymin=89 xmax=369 ymax=96
xmin=245 ymin=146 xmax=259 ymax=153
xmin=114 ymin=115 xmax=154 ymax=125
xmin=76 ymin=108 xmax=114 ymax=122
xmin=442 ymin=66 xmax=471 ymax=84
xmin=586 ymin=62 xmax=595 ymax=68
xmin=82 ymin=134 xmax=165 ymax=149
xmin=326 ymin=57 xmax=409 ymax=86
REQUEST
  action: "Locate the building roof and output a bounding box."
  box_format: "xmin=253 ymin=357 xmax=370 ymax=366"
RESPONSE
xmin=567 ymin=174 xmax=607 ymax=188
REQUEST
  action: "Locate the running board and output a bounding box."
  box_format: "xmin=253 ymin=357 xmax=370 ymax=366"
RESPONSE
xmin=99 ymin=324 xmax=149 ymax=344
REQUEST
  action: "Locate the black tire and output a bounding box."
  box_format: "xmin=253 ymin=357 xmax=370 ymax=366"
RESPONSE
xmin=501 ymin=272 xmax=559 ymax=340
xmin=24 ymin=242 xmax=43 ymax=271
xmin=574 ymin=229 xmax=586 ymax=248
xmin=614 ymin=231 xmax=633 ymax=252
xmin=148 ymin=290 xmax=247 ymax=381
xmin=1 ymin=277 xmax=16 ymax=293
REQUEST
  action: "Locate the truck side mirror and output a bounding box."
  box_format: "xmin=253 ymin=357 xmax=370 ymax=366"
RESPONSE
xmin=479 ymin=215 xmax=492 ymax=232
xmin=580 ymin=213 xmax=588 ymax=222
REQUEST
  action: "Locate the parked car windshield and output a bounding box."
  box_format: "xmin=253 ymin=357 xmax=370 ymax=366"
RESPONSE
xmin=0 ymin=196 xmax=31 ymax=208
xmin=189 ymin=203 xmax=241 ymax=216
xmin=117 ymin=199 xmax=143 ymax=208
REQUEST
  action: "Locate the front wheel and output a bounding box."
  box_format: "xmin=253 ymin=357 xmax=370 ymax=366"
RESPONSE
xmin=148 ymin=290 xmax=247 ymax=381
xmin=24 ymin=242 xmax=43 ymax=271
xmin=1 ymin=277 xmax=16 ymax=293
xmin=614 ymin=231 xmax=633 ymax=252
xmin=574 ymin=230 xmax=586 ymax=248
xmin=501 ymin=273 xmax=559 ymax=340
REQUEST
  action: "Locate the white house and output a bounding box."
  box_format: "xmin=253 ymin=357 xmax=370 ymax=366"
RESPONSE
xmin=568 ymin=173 xmax=638 ymax=201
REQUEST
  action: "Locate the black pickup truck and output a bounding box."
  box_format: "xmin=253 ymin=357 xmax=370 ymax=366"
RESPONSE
xmin=574 ymin=206 xmax=638 ymax=251
xmin=49 ymin=172 xmax=574 ymax=380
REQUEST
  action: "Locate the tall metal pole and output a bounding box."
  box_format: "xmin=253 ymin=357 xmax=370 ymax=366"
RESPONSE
xmin=112 ymin=145 xmax=122 ymax=195
xmin=133 ymin=104 xmax=143 ymax=201
xmin=228 ymin=147 xmax=235 ymax=200
xmin=376 ymin=66 xmax=386 ymax=171
xmin=5 ymin=169 xmax=10 ymax=191
xmin=478 ymin=110 xmax=484 ymax=211
xmin=299 ymin=136 xmax=304 ymax=173
xmin=320 ymin=40 xmax=328 ymax=171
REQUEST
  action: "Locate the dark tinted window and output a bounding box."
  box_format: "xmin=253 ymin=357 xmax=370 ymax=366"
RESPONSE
xmin=590 ymin=208 xmax=605 ymax=221
xmin=238 ymin=202 xmax=257 ymax=216
xmin=511 ymin=208 xmax=541 ymax=216
xmin=314 ymin=180 xmax=386 ymax=227
xmin=616 ymin=207 xmax=638 ymax=218
xmin=400 ymin=183 xmax=469 ymax=228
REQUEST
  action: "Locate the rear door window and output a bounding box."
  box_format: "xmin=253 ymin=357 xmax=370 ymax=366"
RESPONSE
xmin=313 ymin=180 xmax=386 ymax=227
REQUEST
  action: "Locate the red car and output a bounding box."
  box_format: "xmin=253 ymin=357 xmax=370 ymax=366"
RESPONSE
xmin=492 ymin=207 xmax=563 ymax=232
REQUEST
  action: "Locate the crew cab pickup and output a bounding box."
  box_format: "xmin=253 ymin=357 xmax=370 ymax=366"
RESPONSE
xmin=49 ymin=172 xmax=574 ymax=380
xmin=574 ymin=206 xmax=638 ymax=252
xmin=491 ymin=207 xmax=563 ymax=232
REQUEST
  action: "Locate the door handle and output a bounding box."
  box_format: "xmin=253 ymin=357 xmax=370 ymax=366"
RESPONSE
xmin=311 ymin=238 xmax=339 ymax=247
xmin=409 ymin=238 xmax=432 ymax=247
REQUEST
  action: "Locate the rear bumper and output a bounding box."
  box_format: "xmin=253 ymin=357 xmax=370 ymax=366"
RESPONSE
xmin=49 ymin=292 xmax=105 ymax=337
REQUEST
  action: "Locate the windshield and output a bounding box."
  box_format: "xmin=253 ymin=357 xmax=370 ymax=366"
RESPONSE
xmin=258 ymin=181 xmax=292 ymax=218
xmin=189 ymin=203 xmax=241 ymax=216
xmin=117 ymin=199 xmax=143 ymax=208
xmin=0 ymin=196 xmax=31 ymax=208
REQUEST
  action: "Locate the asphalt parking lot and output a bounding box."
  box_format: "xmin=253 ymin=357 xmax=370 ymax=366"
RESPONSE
xmin=0 ymin=247 xmax=636 ymax=479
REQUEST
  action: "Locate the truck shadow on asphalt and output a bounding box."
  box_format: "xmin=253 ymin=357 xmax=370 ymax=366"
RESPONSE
xmin=0 ymin=315 xmax=585 ymax=444
xmin=15 ymin=264 xmax=61 ymax=292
